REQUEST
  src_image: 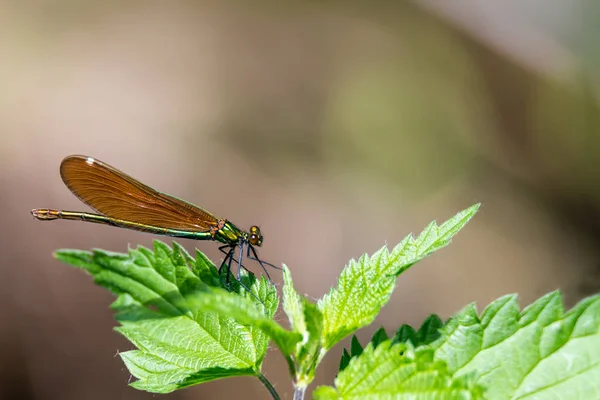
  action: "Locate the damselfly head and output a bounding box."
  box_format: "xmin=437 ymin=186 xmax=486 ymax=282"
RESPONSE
xmin=249 ymin=225 xmax=263 ymax=246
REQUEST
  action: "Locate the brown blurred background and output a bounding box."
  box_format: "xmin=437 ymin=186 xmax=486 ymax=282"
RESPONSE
xmin=2 ymin=1 xmax=600 ymax=399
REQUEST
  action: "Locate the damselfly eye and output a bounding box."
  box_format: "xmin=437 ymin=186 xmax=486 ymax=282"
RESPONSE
xmin=249 ymin=234 xmax=258 ymax=246
xmin=248 ymin=225 xmax=263 ymax=246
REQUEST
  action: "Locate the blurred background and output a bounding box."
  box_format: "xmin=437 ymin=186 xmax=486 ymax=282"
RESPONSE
xmin=2 ymin=1 xmax=600 ymax=399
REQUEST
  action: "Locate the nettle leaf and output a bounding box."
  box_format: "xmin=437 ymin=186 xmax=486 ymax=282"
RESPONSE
xmin=393 ymin=314 xmax=443 ymax=347
xmin=185 ymin=281 xmax=302 ymax=359
xmin=370 ymin=327 xmax=389 ymax=348
xmin=315 ymin=340 xmax=484 ymax=400
xmin=282 ymin=265 xmax=324 ymax=385
xmin=55 ymin=241 xmax=279 ymax=394
xmin=339 ymin=348 xmax=351 ymax=372
xmin=350 ymin=336 xmax=363 ymax=358
xmin=430 ymin=291 xmax=600 ymax=400
xmin=318 ymin=204 xmax=480 ymax=350
xmin=282 ymin=265 xmax=306 ymax=336
xmin=339 ymin=327 xmax=390 ymax=372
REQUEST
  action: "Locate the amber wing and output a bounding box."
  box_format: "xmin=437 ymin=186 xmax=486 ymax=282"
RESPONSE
xmin=59 ymin=155 xmax=219 ymax=232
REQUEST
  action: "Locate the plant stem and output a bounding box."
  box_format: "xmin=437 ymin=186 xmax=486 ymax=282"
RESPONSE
xmin=285 ymin=355 xmax=297 ymax=378
xmin=293 ymin=385 xmax=306 ymax=400
xmin=256 ymin=372 xmax=281 ymax=400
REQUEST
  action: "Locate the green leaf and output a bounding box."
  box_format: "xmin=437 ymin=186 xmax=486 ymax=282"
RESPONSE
xmin=393 ymin=314 xmax=443 ymax=346
xmin=318 ymin=204 xmax=480 ymax=350
xmin=55 ymin=241 xmax=279 ymax=394
xmin=370 ymin=327 xmax=389 ymax=348
xmin=282 ymin=265 xmax=324 ymax=385
xmin=415 ymin=314 xmax=443 ymax=345
xmin=294 ymin=300 xmax=323 ymax=384
xmin=120 ymin=344 xmax=258 ymax=392
xmin=339 ymin=348 xmax=352 ymax=372
xmin=110 ymin=293 xmax=140 ymax=311
xmin=430 ymin=291 xmax=600 ymax=400
xmin=56 ymin=246 xmax=194 ymax=316
xmin=120 ymin=349 xmax=256 ymax=393
xmin=314 ymin=340 xmax=484 ymax=400
xmin=350 ymin=335 xmax=363 ymax=358
xmin=339 ymin=328 xmax=390 ymax=372
xmin=282 ymin=265 xmax=308 ymax=348
xmin=185 ymin=283 xmax=302 ymax=360
xmin=393 ymin=325 xmax=417 ymax=346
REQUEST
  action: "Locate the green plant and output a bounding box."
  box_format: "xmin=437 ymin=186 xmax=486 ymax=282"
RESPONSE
xmin=52 ymin=204 xmax=600 ymax=399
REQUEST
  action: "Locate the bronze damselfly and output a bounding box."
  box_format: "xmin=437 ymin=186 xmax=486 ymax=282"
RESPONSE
xmin=31 ymin=155 xmax=278 ymax=292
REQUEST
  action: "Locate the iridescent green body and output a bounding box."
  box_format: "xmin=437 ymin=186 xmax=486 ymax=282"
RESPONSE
xmin=32 ymin=209 xmax=246 ymax=246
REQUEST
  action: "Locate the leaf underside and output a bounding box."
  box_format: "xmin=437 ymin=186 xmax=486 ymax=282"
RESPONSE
xmin=315 ymin=340 xmax=483 ymax=400
xmin=55 ymin=241 xmax=280 ymax=393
